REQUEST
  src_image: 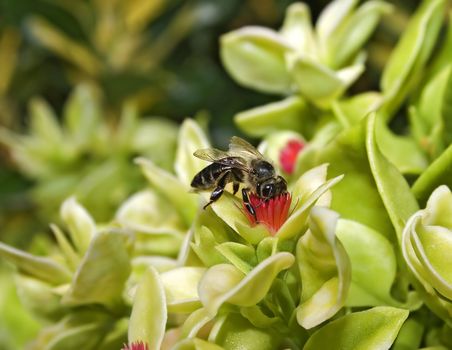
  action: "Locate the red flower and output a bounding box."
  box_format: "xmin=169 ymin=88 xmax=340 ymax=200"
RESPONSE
xmin=279 ymin=139 xmax=305 ymax=174
xmin=242 ymin=192 xmax=292 ymax=235
xmin=122 ymin=341 xmax=149 ymax=350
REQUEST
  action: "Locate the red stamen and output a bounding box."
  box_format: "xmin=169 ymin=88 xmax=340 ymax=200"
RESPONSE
xmin=122 ymin=341 xmax=149 ymax=350
xmin=242 ymin=192 xmax=292 ymax=235
xmin=279 ymin=139 xmax=305 ymax=174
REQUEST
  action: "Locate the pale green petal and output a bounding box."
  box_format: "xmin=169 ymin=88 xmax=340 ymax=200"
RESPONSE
xmin=173 ymin=338 xmax=224 ymax=350
xmin=303 ymin=306 xmax=409 ymax=350
xmin=60 ymin=197 xmax=95 ymax=254
xmin=62 ymin=229 xmax=131 ymax=308
xmin=129 ymin=267 xmax=167 ymax=350
xmin=220 ymin=26 xmax=293 ymax=94
xmin=423 ymin=185 xmax=452 ymax=228
xmin=161 ymin=267 xmax=206 ymax=313
xmin=198 ymin=252 xmax=294 ymax=316
xmin=296 ymin=207 xmax=351 ymax=329
xmin=180 ymin=308 xmax=213 ymax=339
xmin=175 ymin=119 xmax=210 ymax=187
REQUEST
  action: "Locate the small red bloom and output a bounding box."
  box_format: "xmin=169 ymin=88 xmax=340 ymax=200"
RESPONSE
xmin=242 ymin=192 xmax=292 ymax=235
xmin=279 ymin=139 xmax=305 ymax=174
xmin=122 ymin=341 xmax=149 ymax=350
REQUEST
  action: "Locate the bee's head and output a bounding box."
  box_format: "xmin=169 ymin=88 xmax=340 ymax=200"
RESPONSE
xmin=256 ymin=176 xmax=287 ymax=199
xmin=251 ymin=160 xmax=275 ymax=180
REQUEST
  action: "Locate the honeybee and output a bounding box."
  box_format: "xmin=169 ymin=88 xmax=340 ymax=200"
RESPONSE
xmin=190 ymin=136 xmax=287 ymax=216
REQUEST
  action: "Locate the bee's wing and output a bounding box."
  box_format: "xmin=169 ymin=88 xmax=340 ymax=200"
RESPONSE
xmin=193 ymin=148 xmax=249 ymax=171
xmin=229 ymin=136 xmax=264 ymax=159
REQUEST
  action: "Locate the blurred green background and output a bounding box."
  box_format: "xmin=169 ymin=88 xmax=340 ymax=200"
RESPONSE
xmin=0 ymin=0 xmax=431 ymax=348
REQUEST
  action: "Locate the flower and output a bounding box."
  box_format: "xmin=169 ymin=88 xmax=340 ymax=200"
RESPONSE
xmin=122 ymin=341 xmax=149 ymax=350
xmin=242 ymin=192 xmax=292 ymax=235
xmin=279 ymin=139 xmax=305 ymax=174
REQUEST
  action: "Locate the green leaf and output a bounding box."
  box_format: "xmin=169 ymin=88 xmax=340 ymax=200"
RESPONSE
xmin=62 ymin=229 xmax=131 ymax=308
xmin=173 ymin=338 xmax=224 ymax=350
xmin=0 ymin=242 xmax=71 ymax=285
xmin=116 ymin=190 xmax=185 ymax=235
xmin=160 ymin=267 xmax=206 ymax=313
xmin=191 ymin=226 xmax=229 ymax=267
xmin=129 ymin=267 xmax=167 ymax=350
xmin=280 ymin=3 xmax=316 ymax=56
xmin=136 ymin=157 xmax=197 ymax=226
xmin=332 ymin=92 xmax=382 ymax=128
xmin=296 ymin=207 xmax=351 ymax=328
xmin=220 ymin=27 xmax=293 ymax=94
xmin=29 ymin=97 xmax=63 ymax=144
xmin=412 ymin=144 xmax=452 ymax=206
xmin=175 ymin=119 xmax=210 ymax=187
xmin=60 ymin=197 xmax=95 ymax=254
xmin=366 ymin=113 xmax=419 ymax=241
xmin=215 ymin=242 xmax=256 ymax=274
xmin=336 ymin=219 xmax=419 ymax=308
xmin=198 ymin=252 xmax=294 ymax=316
xmin=303 ymin=306 xmax=409 ymax=350
xmin=210 ymin=313 xmax=282 ymax=350
xmin=380 ymin=0 xmax=446 ymax=117
xmin=234 ymin=96 xmax=309 ymax=137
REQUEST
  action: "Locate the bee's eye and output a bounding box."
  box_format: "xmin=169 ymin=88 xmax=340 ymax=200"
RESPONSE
xmin=262 ymin=184 xmax=274 ymax=197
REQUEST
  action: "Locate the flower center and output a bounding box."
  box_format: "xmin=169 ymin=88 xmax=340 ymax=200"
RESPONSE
xmin=279 ymin=139 xmax=305 ymax=174
xmin=242 ymin=192 xmax=292 ymax=235
xmin=122 ymin=341 xmax=149 ymax=350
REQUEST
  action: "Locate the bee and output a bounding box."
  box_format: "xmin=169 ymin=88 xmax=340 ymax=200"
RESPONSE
xmin=190 ymin=136 xmax=287 ymax=217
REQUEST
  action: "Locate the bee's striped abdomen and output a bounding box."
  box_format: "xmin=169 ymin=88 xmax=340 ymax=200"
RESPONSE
xmin=191 ymin=163 xmax=231 ymax=190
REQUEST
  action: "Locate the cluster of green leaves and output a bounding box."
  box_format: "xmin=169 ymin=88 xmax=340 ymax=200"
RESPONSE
xmin=1 ymin=0 xmax=452 ymax=349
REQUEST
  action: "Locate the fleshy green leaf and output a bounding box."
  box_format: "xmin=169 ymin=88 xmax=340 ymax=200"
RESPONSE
xmin=234 ymin=96 xmax=308 ymax=137
xmin=29 ymin=98 xmax=63 ymax=145
xmin=296 ymin=207 xmax=351 ymax=328
xmin=136 ymin=157 xmax=197 ymax=226
xmin=412 ymin=144 xmax=452 ymax=206
xmin=62 ymin=229 xmax=131 ymax=308
xmin=129 ymin=267 xmax=167 ymax=350
xmin=381 ymin=0 xmax=446 ymax=117
xmin=220 ymin=27 xmax=293 ymax=94
xmin=175 ymin=119 xmax=210 ymax=187
xmin=332 ymin=92 xmax=382 ymax=128
xmin=0 ymin=242 xmax=71 ymax=285
xmin=160 ymin=267 xmax=206 ymax=313
xmin=60 ymin=197 xmax=95 ymax=254
xmin=198 ymin=252 xmax=294 ymax=316
xmin=116 ymin=190 xmax=185 ymax=235
xmin=173 ymin=338 xmax=224 ymax=350
xmin=303 ymin=306 xmax=409 ymax=350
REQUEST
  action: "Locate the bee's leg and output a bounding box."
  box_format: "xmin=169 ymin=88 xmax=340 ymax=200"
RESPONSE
xmin=203 ymin=171 xmax=231 ymax=209
xmin=232 ymin=182 xmax=240 ymax=195
xmin=242 ymin=188 xmax=256 ymax=220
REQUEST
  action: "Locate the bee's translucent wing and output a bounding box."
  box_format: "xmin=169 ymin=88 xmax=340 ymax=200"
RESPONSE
xmin=229 ymin=136 xmax=264 ymax=159
xmin=193 ymin=147 xmax=249 ymax=170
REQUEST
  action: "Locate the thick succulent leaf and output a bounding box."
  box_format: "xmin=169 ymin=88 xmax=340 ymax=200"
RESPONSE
xmin=316 ymin=0 xmax=358 ymax=54
xmin=303 ymin=306 xmax=409 ymax=350
xmin=332 ymin=92 xmax=382 ymax=128
xmin=423 ymin=185 xmax=452 ymax=229
xmin=180 ymin=308 xmax=212 ymax=339
xmin=160 ymin=267 xmax=206 ymax=313
xmin=412 ymin=144 xmax=452 ymax=206
xmin=60 ymin=197 xmax=95 ymax=254
xmin=220 ymin=26 xmax=293 ymax=94
xmin=129 ymin=267 xmax=167 ymax=350
xmin=336 ymin=219 xmax=419 ymax=308
xmin=198 ymin=252 xmax=294 ymax=316
xmin=234 ymin=96 xmax=308 ymax=137
xmin=29 ymin=98 xmax=63 ymax=145
xmin=215 ymin=242 xmax=256 ymax=274
xmin=290 ymin=56 xmax=346 ymax=107
xmin=191 ymin=226 xmax=229 ymax=267
xmin=277 ymin=173 xmax=344 ymax=240
xmin=366 ymin=113 xmax=419 ymax=241
xmin=209 ymin=313 xmax=282 ymax=350
xmin=296 ymin=207 xmax=351 ymax=328
xmin=116 ymin=190 xmax=185 ymax=235
xmin=173 ymin=338 xmax=224 ymax=350
xmin=392 ymin=317 xmax=424 ymax=350
xmin=62 ymin=84 xmax=102 ymax=147
xmin=175 ymin=119 xmax=210 ymax=187
xmin=136 ymin=157 xmax=197 ymax=225
xmin=280 ymin=3 xmax=317 ymax=56
xmin=380 ymin=0 xmax=446 ymax=117
xmin=50 ymin=224 xmax=80 ymax=271
xmin=0 ymin=242 xmax=71 ymax=285
xmin=62 ymin=229 xmax=131 ymax=308
xmin=326 ymin=1 xmax=392 ymax=68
